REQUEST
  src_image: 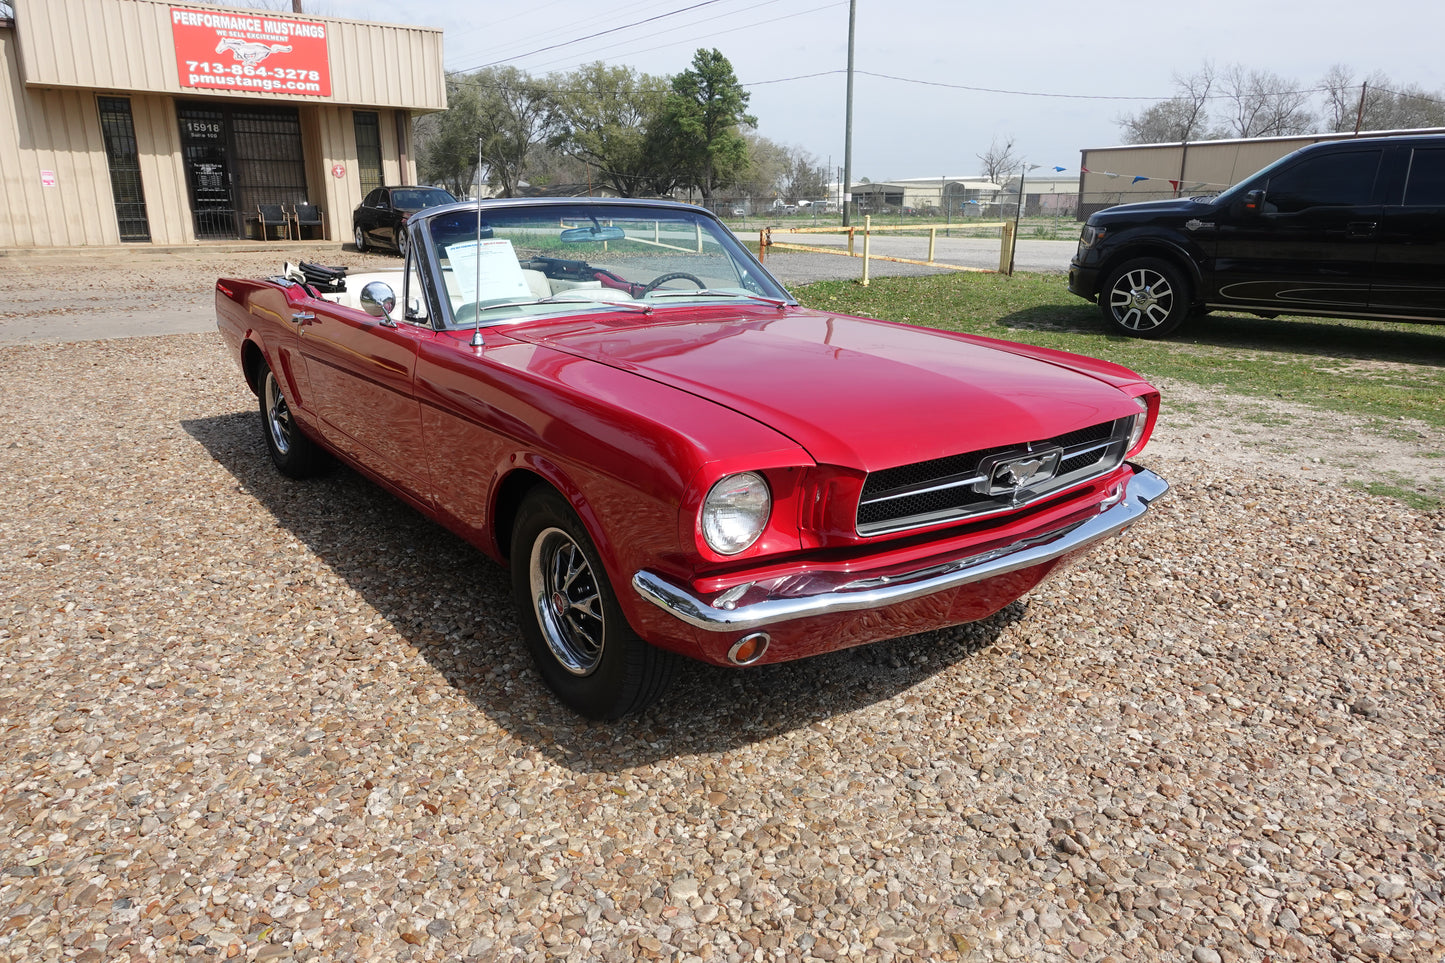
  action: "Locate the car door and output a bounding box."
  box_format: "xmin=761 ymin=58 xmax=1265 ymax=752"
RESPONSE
xmin=1371 ymin=145 xmax=1445 ymax=318
xmin=297 ymin=292 xmax=433 ymax=507
xmin=1210 ymin=147 xmax=1384 ymax=314
xmin=371 ymin=191 xmax=399 ymax=248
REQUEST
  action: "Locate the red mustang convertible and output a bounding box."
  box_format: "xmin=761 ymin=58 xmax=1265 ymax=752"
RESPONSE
xmin=216 ymin=198 xmax=1167 ymax=718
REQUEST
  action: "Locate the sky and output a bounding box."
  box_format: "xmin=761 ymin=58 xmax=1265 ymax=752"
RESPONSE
xmin=328 ymin=0 xmax=1442 ymax=183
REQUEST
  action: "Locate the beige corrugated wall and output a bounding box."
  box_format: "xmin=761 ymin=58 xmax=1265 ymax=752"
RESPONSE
xmin=15 ymin=0 xmax=445 ymax=109
xmin=1 ymin=0 xmax=442 ymax=248
xmin=1078 ymin=128 xmax=1445 ymax=216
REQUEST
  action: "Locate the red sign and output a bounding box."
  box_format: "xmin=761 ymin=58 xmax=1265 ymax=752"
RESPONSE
xmin=170 ymin=6 xmax=331 ymax=97
xmin=331 ymin=163 xmax=346 ymax=179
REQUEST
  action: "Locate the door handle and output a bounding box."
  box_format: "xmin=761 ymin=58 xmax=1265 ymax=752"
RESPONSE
xmin=1347 ymin=221 xmax=1377 ymax=238
xmin=290 ymin=311 xmax=316 ymax=324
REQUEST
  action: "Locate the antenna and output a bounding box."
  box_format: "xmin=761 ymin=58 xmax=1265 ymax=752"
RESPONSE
xmin=471 ymin=134 xmax=484 ymax=347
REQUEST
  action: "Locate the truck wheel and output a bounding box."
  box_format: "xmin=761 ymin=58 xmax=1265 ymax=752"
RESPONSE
xmin=1100 ymin=258 xmax=1190 ymax=338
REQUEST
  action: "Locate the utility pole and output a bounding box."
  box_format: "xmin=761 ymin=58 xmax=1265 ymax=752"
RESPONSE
xmin=841 ymin=0 xmax=856 ymax=227
xmin=1354 ymin=81 xmax=1369 ymax=135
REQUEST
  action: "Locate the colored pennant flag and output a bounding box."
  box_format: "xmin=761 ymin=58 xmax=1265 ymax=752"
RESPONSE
xmin=1053 ymin=166 xmax=1066 ymax=172
xmin=1132 ymin=175 xmax=1149 ymax=184
xmin=1169 ymin=179 xmax=1180 ymax=190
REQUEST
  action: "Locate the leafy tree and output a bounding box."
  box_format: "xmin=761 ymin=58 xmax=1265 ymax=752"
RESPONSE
xmin=650 ymin=48 xmax=756 ymax=201
xmin=733 ymin=133 xmax=789 ymax=204
xmin=976 ymin=136 xmax=1020 ymax=184
xmin=416 ymin=68 xmax=559 ymax=198
xmin=416 ymin=74 xmax=482 ymax=197
xmin=552 ymin=63 xmax=668 ymax=197
xmin=474 ymin=66 xmax=560 ymax=198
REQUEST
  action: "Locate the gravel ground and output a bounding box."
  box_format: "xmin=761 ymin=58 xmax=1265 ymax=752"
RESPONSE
xmin=1 ymin=250 xmax=1443 ymax=963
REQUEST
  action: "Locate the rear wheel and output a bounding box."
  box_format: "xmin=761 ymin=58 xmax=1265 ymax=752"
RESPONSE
xmin=510 ymin=487 xmax=676 ymax=719
xmin=1100 ymin=258 xmax=1190 ymax=338
xmin=259 ymin=360 xmax=328 ymax=478
xmin=353 ymin=223 xmax=367 ymax=252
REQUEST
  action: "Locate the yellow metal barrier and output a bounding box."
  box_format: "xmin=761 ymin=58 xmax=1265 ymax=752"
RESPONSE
xmin=760 ymin=220 xmax=1010 ymax=285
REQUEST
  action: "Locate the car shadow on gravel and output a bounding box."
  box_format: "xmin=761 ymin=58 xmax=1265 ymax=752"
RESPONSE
xmin=996 ymin=305 xmax=1445 ymax=365
xmin=184 ymin=411 xmax=1017 ymax=769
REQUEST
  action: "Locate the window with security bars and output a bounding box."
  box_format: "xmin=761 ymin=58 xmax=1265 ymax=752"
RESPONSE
xmin=354 ymin=111 xmax=383 ymax=196
xmin=232 ymin=108 xmax=307 ymax=213
xmin=97 ymin=97 xmax=150 ymax=242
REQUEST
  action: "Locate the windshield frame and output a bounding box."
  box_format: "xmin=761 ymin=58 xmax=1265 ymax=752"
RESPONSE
xmin=409 ymin=199 xmax=796 ymax=331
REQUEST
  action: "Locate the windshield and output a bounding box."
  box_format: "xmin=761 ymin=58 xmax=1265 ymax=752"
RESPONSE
xmin=1212 ymin=148 xmax=1306 ymax=204
xmin=421 ymin=203 xmax=792 ymax=329
xmin=393 ymin=188 xmax=456 ymax=210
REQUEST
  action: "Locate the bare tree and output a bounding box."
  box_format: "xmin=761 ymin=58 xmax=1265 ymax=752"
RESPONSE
xmin=1218 ymin=65 xmax=1314 ymax=137
xmin=976 ymin=137 xmax=1019 ymax=185
xmin=1322 ymin=65 xmax=1445 ymax=132
xmin=781 ymin=147 xmax=829 ymax=202
xmin=1118 ymin=62 xmax=1218 ymax=144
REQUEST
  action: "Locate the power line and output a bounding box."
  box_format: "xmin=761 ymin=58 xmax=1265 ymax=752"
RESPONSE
xmin=461 ymin=0 xmax=735 ymax=72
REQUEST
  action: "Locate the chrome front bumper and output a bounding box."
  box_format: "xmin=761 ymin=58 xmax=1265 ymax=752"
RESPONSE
xmin=632 ymin=467 xmax=1169 ymax=632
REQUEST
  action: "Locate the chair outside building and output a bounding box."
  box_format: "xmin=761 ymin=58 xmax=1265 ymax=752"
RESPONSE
xmin=289 ymin=204 xmax=326 ymax=240
xmin=257 ymin=205 xmax=291 ymax=240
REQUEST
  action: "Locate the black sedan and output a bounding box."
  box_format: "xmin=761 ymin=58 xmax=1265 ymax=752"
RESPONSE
xmin=352 ymin=186 xmax=456 ymax=256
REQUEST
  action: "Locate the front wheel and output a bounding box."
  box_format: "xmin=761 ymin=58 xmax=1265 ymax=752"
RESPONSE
xmin=353 ymin=224 xmax=367 ymax=252
xmin=1099 ymin=258 xmax=1191 ymax=338
xmin=259 ymin=360 xmax=329 ymax=478
xmin=511 ymin=488 xmax=676 ymax=719
xmin=396 ymin=228 xmax=409 ymax=259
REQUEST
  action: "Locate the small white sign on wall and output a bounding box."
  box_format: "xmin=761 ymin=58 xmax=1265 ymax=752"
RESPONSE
xmin=40 ymin=170 xmax=57 ymax=188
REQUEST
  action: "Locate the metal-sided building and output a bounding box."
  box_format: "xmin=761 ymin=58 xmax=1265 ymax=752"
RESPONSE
xmin=1 ymin=0 xmax=445 ymax=249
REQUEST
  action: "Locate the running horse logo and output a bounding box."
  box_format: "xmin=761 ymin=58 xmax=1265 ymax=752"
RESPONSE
xmin=215 ymin=38 xmax=293 ymax=67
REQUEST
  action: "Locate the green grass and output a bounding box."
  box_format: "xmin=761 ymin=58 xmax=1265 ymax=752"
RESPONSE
xmin=788 ymin=270 xmax=1445 ymax=430
xmin=1347 ymin=479 xmax=1443 ymax=511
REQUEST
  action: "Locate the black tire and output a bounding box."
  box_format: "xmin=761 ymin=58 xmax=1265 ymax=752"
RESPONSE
xmin=353 ymin=223 xmax=367 ymax=253
xmin=510 ymin=487 xmax=676 ymax=719
xmin=259 ymin=361 xmax=329 ymax=478
xmin=396 ymin=228 xmax=408 ymax=259
xmin=1099 ymin=258 xmax=1191 ymax=338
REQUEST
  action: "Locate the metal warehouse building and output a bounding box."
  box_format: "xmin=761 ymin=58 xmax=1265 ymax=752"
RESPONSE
xmin=1 ymin=0 xmax=445 ymax=248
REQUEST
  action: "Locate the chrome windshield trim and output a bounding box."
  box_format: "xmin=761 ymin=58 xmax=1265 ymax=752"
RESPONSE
xmin=633 ymin=467 xmax=1168 ymax=632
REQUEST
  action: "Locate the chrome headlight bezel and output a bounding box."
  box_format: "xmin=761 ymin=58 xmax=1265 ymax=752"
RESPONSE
xmin=701 ymin=471 xmax=771 ymax=556
xmin=1127 ymin=395 xmax=1149 ymax=453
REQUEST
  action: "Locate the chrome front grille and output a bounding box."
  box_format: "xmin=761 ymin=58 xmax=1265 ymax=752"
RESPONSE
xmin=856 ymin=418 xmax=1132 ymax=535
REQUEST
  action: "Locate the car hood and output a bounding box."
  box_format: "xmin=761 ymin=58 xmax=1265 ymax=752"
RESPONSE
xmin=1091 ymin=196 xmax=1216 ymax=221
xmin=506 ymin=307 xmax=1143 ymax=470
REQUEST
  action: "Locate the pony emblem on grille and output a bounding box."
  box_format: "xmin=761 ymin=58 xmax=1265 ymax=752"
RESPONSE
xmin=981 ymin=448 xmax=1064 ymax=505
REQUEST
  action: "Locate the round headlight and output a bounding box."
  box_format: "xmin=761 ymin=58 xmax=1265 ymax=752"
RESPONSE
xmin=701 ymin=472 xmax=771 ymax=555
xmin=1128 ymin=395 xmax=1149 ymax=452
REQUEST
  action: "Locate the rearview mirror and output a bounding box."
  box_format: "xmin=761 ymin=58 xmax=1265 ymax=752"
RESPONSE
xmin=560 ymin=225 xmax=626 ymax=243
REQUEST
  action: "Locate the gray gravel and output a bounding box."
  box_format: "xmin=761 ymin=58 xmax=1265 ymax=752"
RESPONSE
xmin=1 ymin=263 xmax=1442 ymax=962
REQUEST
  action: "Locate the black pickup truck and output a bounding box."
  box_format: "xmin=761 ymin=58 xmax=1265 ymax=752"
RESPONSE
xmin=1068 ymin=134 xmax=1445 ymax=337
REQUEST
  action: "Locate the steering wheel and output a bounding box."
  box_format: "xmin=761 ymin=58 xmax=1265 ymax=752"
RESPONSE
xmin=641 ymin=272 xmax=706 ymax=295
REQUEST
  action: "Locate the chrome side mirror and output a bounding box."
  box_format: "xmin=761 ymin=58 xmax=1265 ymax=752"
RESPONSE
xmin=360 ymin=281 xmax=398 ymax=326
